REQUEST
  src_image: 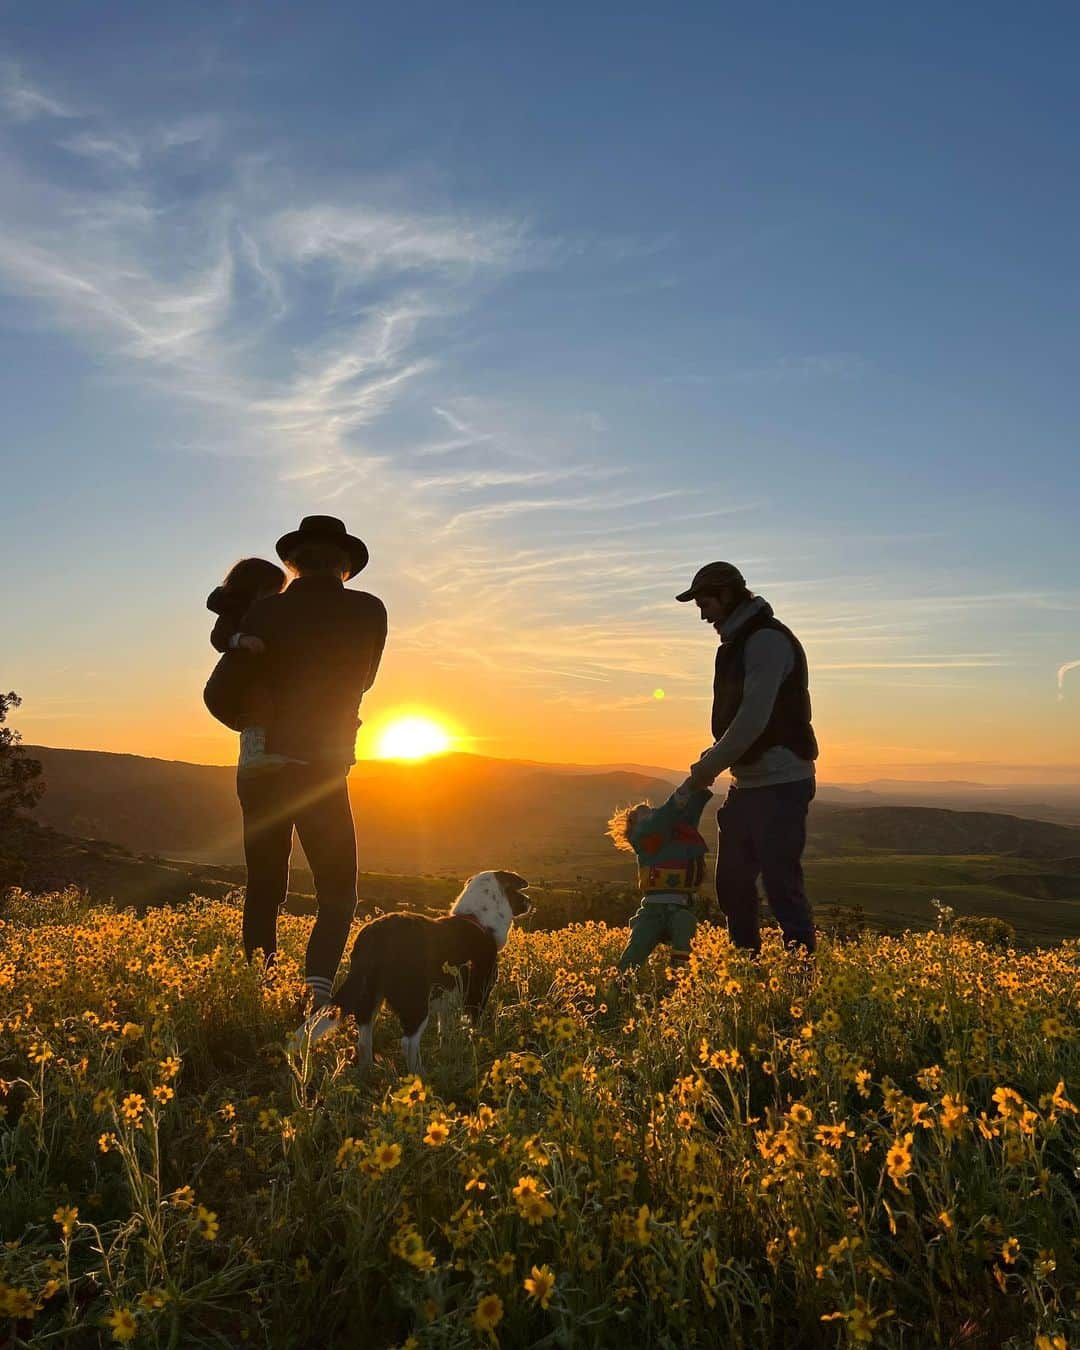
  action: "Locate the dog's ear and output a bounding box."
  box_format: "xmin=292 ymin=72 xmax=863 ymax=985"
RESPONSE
xmin=495 ymin=870 xmax=532 ymax=916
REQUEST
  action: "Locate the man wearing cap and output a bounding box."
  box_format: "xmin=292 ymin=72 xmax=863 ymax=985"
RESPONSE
xmin=211 ymin=515 xmax=387 ymax=1013
xmin=678 ymin=562 xmax=818 ymax=955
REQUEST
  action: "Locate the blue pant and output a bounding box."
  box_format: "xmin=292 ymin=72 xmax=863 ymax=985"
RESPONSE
xmin=617 ymin=902 xmax=697 ymax=971
xmin=714 ymin=778 xmax=816 ymax=954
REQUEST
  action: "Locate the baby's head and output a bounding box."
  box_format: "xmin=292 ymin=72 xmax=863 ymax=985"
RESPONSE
xmin=222 ymin=557 xmax=287 ymax=603
xmin=606 ymin=801 xmax=651 ymax=853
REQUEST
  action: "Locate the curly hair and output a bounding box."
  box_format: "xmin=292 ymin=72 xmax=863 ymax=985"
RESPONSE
xmin=605 ymin=801 xmax=651 ymax=853
xmin=221 ymin=557 xmax=286 ymax=601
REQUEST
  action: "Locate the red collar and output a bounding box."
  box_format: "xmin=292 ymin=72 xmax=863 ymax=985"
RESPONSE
xmin=456 ymin=911 xmax=494 ymax=937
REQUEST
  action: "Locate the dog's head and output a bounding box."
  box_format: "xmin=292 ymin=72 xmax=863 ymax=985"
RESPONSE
xmin=451 ymin=869 xmax=532 ymax=949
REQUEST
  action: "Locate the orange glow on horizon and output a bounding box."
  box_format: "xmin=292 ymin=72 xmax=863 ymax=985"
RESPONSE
xmin=374 ymin=713 xmax=455 ymax=761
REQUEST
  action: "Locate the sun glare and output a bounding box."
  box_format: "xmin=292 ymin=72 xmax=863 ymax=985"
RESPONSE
xmin=376 ymin=715 xmax=454 ymax=761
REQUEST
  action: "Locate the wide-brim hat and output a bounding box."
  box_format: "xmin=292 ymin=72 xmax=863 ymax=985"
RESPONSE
xmin=675 ymin=560 xmax=746 ymax=602
xmin=275 ymin=515 xmax=369 ymax=579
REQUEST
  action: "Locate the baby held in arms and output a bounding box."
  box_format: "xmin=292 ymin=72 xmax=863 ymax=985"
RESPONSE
xmin=206 ymin=558 xmax=287 ymax=775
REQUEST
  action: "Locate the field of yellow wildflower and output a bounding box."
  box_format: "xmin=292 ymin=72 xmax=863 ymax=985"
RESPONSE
xmin=1 ymin=887 xmax=1078 ymax=1348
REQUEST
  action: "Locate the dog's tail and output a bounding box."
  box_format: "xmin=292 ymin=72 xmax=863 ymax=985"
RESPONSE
xmin=330 ymin=927 xmax=384 ymax=1025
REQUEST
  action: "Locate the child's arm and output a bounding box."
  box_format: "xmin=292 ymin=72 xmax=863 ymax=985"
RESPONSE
xmin=210 ymin=614 xmax=264 ymax=654
xmin=210 ymin=613 xmax=238 ymax=654
xmin=630 ymin=784 xmax=710 ymax=847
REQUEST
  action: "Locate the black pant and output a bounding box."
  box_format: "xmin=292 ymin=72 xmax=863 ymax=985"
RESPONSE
xmin=236 ymin=764 xmax=357 ymax=981
xmin=714 ymin=777 xmax=816 ymax=954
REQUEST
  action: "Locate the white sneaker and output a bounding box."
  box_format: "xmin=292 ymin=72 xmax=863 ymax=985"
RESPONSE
xmin=286 ymin=1009 xmax=341 ymax=1057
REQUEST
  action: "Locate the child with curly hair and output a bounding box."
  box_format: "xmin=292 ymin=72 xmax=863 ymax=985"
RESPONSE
xmin=607 ymin=781 xmax=713 ymax=971
xmin=205 ymin=557 xmax=287 ymax=774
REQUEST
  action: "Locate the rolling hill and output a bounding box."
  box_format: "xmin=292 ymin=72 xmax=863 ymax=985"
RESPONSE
xmin=22 ymin=745 xmax=1080 ymax=877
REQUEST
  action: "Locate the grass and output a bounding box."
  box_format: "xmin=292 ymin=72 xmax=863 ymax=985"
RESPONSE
xmin=1 ymin=887 xmax=1078 ymax=1347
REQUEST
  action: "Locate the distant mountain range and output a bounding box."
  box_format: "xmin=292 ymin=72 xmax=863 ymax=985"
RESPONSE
xmin=22 ymin=745 xmax=1080 ymax=880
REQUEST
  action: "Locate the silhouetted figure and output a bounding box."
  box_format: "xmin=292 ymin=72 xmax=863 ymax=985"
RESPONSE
xmin=679 ymin=562 xmax=818 ymax=954
xmin=205 ymin=557 xmax=287 ymax=774
xmin=606 ymin=781 xmax=712 ymax=971
xmin=205 ymin=516 xmax=387 ymax=1010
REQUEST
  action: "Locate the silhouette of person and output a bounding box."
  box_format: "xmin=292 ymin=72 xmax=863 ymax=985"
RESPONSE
xmin=205 ymin=516 xmax=386 ymax=1010
xmin=678 ymin=562 xmax=818 ymax=954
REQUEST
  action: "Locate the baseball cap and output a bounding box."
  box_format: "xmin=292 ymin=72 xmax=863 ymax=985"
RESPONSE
xmin=675 ymin=561 xmax=746 ymax=602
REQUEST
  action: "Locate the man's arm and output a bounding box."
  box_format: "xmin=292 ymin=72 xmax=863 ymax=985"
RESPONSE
xmin=690 ymin=631 xmax=794 ymax=784
xmin=361 ymin=597 xmax=388 ymax=694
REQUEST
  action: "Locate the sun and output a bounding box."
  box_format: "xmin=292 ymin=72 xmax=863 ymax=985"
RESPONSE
xmin=376 ymin=715 xmax=454 ymax=761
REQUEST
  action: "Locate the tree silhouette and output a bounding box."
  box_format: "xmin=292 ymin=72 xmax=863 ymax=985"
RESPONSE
xmin=0 ymin=692 xmax=44 ymax=826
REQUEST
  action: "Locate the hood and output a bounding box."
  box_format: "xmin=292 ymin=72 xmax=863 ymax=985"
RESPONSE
xmin=720 ymin=595 xmax=772 ymax=643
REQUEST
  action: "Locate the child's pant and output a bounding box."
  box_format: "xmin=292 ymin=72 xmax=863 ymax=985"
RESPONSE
xmin=617 ymin=900 xmax=697 ymax=971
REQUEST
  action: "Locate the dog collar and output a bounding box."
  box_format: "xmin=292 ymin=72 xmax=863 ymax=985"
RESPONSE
xmin=456 ymin=912 xmax=494 ymax=938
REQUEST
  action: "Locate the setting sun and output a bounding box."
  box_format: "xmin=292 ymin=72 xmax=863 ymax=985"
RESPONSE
xmin=376 ymin=715 xmax=454 ymax=761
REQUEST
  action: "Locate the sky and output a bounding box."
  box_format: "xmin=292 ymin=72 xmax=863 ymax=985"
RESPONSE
xmin=3 ymin=0 xmax=1079 ymax=783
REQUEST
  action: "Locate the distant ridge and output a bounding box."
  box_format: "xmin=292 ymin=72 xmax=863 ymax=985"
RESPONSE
xmin=21 ymin=745 xmax=1080 ymax=877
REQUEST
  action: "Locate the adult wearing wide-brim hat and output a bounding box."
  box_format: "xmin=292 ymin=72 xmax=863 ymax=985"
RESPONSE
xmin=211 ymin=514 xmax=387 ymax=1021
xmin=678 ymin=561 xmax=820 ymax=956
xmin=275 ymin=515 xmax=369 ymax=581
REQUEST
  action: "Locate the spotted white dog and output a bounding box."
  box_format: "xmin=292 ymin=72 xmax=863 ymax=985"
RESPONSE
xmin=296 ymin=870 xmax=531 ymax=1073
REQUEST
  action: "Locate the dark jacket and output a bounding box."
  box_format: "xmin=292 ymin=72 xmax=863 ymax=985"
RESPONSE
xmin=712 ymin=607 xmax=818 ymax=764
xmin=205 ymin=575 xmax=387 ymax=764
xmin=207 ymin=585 xmax=249 ymax=654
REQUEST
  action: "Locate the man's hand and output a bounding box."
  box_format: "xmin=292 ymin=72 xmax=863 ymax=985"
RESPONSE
xmin=688 ymin=756 xmax=717 ymax=789
xmin=234 ymin=635 xmax=266 ymax=655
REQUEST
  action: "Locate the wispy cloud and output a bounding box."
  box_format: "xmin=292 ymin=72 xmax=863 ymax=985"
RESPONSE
xmin=1 ymin=62 xmax=79 ymax=122
xmin=1057 ymin=659 xmax=1080 ymax=699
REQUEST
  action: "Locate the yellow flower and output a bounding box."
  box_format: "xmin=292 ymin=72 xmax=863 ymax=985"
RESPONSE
xmin=152 ymin=1084 xmax=174 ymax=1104
xmin=392 ymin=1226 xmax=436 ymax=1271
xmin=472 ymin=1293 xmax=504 ymax=1333
xmin=121 ymin=1022 xmax=143 ymax=1041
xmin=53 ymin=1205 xmax=78 ymax=1237
xmin=1 ymin=1286 xmax=35 ymax=1318
xmin=885 ymin=1133 xmax=914 ymax=1188
xmin=138 ymin=1290 xmax=167 ymax=1311
xmin=490 ymin=1252 xmax=515 ymax=1277
xmin=992 ymin=1085 xmax=1024 ymax=1118
xmin=787 ymin=1102 xmax=813 ymax=1126
xmin=104 ymin=1307 xmax=138 ymax=1342
xmin=1034 ymin=1335 xmax=1067 ymax=1350
xmin=523 ymin=1263 xmax=556 ymax=1309
xmin=196 ymin=1205 xmax=219 ymax=1240
xmin=374 ymin=1142 xmax=403 ymax=1172
xmin=633 ymin=1204 xmax=651 ymax=1246
xmin=423 ymin=1117 xmax=451 ymax=1147
xmin=1000 ymin=1237 xmax=1020 ymax=1266
xmin=336 ymin=1137 xmax=363 ymax=1168
xmin=580 ymin=1242 xmax=601 ymax=1271
xmin=394 ymin=1077 xmax=426 ymax=1107
xmin=517 ymin=1190 xmax=555 ymax=1225
xmin=120 ymin=1093 xmax=145 ymax=1125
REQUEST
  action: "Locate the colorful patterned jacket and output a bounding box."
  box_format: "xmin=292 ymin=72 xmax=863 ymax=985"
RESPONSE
xmin=628 ymin=784 xmax=713 ymax=903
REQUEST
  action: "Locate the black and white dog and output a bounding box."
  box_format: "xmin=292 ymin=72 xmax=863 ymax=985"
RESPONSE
xmin=296 ymin=870 xmax=531 ymax=1073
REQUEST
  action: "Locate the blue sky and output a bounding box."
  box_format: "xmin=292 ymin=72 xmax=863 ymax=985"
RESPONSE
xmin=3 ymin=1 xmax=1079 ymax=777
